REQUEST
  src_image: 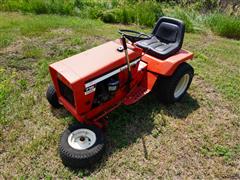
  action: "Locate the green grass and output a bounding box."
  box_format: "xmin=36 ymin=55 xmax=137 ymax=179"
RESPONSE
xmin=0 ymin=12 xmax=107 ymax=48
xmin=200 ymin=144 xmax=240 ymax=161
xmin=0 ymin=0 xmax=164 ymax=27
xmin=185 ymin=34 xmax=240 ymax=112
xmin=0 ymin=68 xmax=18 ymax=125
xmin=0 ymin=0 xmax=78 ymax=15
xmin=206 ymin=14 xmax=240 ymax=39
xmin=0 ymin=12 xmax=240 ymax=179
xmin=1 ymin=0 xmax=240 ymax=39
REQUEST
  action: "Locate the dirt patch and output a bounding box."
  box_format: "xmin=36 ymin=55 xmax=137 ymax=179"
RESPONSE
xmin=193 ymin=76 xmax=237 ymax=116
xmin=51 ymin=28 xmax=73 ymax=35
xmin=0 ymin=40 xmax=24 ymax=55
xmin=0 ymin=37 xmax=43 ymax=71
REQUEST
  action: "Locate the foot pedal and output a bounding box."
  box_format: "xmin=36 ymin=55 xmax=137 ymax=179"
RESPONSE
xmin=123 ymin=86 xmax=150 ymax=105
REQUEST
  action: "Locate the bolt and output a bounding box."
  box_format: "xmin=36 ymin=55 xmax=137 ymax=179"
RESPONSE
xmin=80 ymin=136 xmax=85 ymax=141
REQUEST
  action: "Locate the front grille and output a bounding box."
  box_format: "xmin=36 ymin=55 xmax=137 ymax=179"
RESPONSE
xmin=58 ymin=79 xmax=75 ymax=107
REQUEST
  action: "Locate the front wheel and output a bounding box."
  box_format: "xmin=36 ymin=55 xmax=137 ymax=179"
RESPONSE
xmin=46 ymin=84 xmax=62 ymax=108
xmin=157 ymin=62 xmax=194 ymax=104
xmin=59 ymin=124 xmax=105 ymax=169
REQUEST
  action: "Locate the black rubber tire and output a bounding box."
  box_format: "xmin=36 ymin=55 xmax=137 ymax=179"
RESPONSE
xmin=46 ymin=84 xmax=62 ymax=108
xmin=157 ymin=62 xmax=194 ymax=104
xmin=59 ymin=124 xmax=105 ymax=169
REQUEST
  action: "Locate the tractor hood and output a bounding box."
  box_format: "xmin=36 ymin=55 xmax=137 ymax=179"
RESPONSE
xmin=49 ymin=40 xmax=142 ymax=84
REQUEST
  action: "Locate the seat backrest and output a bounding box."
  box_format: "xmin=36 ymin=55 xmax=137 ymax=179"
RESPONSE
xmin=152 ymin=17 xmax=185 ymax=45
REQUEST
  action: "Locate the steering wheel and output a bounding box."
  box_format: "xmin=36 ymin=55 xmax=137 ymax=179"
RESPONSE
xmin=118 ymin=29 xmax=151 ymax=43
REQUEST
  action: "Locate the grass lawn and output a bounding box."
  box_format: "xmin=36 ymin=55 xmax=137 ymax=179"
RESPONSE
xmin=0 ymin=12 xmax=239 ymax=179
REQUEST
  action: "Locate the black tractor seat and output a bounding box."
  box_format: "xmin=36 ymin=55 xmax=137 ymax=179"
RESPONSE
xmin=135 ymin=17 xmax=185 ymax=60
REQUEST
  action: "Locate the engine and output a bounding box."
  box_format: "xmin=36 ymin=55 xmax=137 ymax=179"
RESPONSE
xmin=92 ymin=75 xmax=119 ymax=107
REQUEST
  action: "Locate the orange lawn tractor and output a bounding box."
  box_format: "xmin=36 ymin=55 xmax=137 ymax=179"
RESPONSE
xmin=46 ymin=17 xmax=194 ymax=169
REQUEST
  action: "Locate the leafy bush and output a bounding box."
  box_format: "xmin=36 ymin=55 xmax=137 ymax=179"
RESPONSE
xmin=206 ymin=14 xmax=240 ymax=39
xmin=135 ymin=1 xmax=163 ymax=27
xmin=101 ymin=9 xmax=120 ymax=23
xmin=0 ymin=0 xmax=163 ymax=27
xmin=101 ymin=1 xmax=163 ymax=27
xmin=194 ymin=0 xmax=219 ymax=13
xmin=171 ymin=9 xmax=195 ymax=33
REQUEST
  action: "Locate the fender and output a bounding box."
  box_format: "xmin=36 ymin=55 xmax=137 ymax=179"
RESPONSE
xmin=141 ymin=49 xmax=193 ymax=76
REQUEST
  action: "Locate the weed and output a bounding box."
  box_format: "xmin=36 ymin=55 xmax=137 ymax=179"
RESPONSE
xmin=18 ymin=79 xmax=28 ymax=90
xmin=206 ymin=14 xmax=240 ymax=39
xmin=23 ymin=45 xmax=43 ymax=59
xmin=213 ymin=145 xmax=232 ymax=158
xmin=200 ymin=144 xmax=240 ymax=161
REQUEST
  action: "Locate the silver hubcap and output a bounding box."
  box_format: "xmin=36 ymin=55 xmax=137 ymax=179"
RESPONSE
xmin=174 ymin=74 xmax=190 ymax=98
xmin=68 ymin=129 xmax=96 ymax=150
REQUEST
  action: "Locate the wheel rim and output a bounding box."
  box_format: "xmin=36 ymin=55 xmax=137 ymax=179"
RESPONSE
xmin=174 ymin=74 xmax=190 ymax=98
xmin=68 ymin=129 xmax=96 ymax=150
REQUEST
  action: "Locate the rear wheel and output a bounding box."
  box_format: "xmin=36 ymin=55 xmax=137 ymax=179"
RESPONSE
xmin=59 ymin=124 xmax=105 ymax=169
xmin=46 ymin=84 xmax=62 ymax=108
xmin=157 ymin=62 xmax=194 ymax=104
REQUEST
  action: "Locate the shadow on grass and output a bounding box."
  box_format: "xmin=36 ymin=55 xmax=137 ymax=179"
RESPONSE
xmin=163 ymin=93 xmax=200 ymax=119
xmin=51 ymin=92 xmax=199 ymax=175
xmin=100 ymin=93 xmax=199 ymax=168
xmin=51 ymin=107 xmax=70 ymax=119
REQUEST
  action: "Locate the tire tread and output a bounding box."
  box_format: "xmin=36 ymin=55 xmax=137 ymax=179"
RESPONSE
xmin=59 ymin=124 xmax=105 ymax=169
xmin=46 ymin=84 xmax=62 ymax=108
xmin=156 ymin=62 xmax=194 ymax=104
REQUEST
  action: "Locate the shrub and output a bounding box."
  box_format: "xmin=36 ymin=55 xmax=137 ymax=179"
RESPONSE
xmin=30 ymin=0 xmax=49 ymax=14
xmin=135 ymin=1 xmax=163 ymax=27
xmin=171 ymin=9 xmax=195 ymax=33
xmin=206 ymin=14 xmax=240 ymax=39
xmin=101 ymin=1 xmax=163 ymax=27
xmin=118 ymin=8 xmax=135 ymax=24
xmin=0 ymin=0 xmax=164 ymax=27
xmin=192 ymin=0 xmax=219 ymax=13
xmin=101 ymin=10 xmax=119 ymax=23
